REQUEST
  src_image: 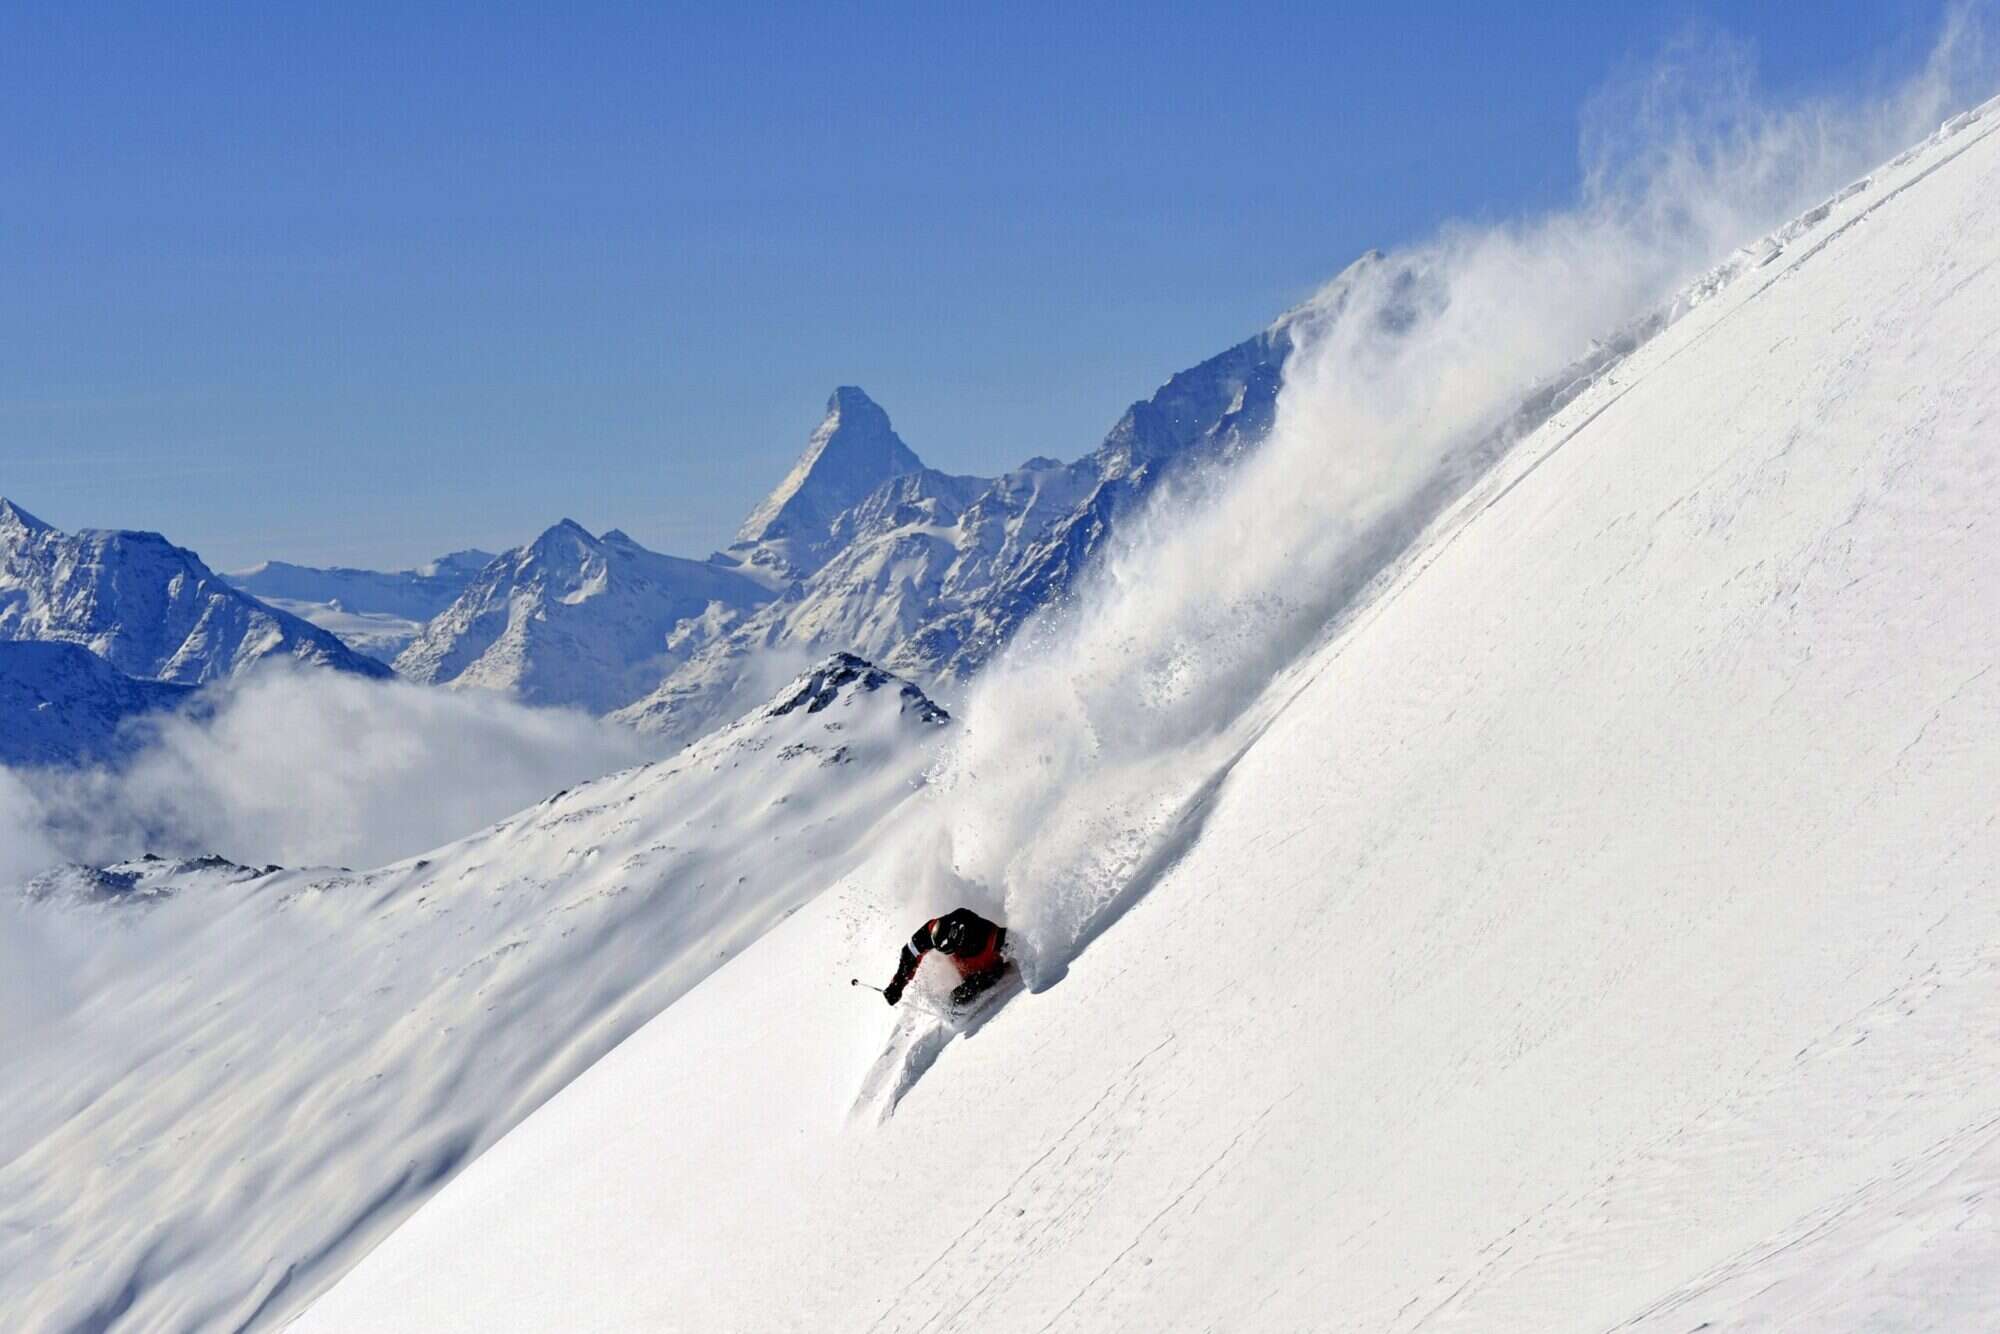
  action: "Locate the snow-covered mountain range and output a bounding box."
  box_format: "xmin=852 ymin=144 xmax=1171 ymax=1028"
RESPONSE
xmin=226 ymin=549 xmax=494 ymax=662
xmin=0 ymin=654 xmax=950 ymax=1332
xmin=392 ymin=521 xmax=773 ymax=714
xmin=612 ymin=331 xmax=1290 ymax=745
xmin=389 ymin=338 xmax=1289 ymax=749
xmin=293 ymin=99 xmax=2000 ymax=1333
xmin=0 ymin=499 xmax=391 ymax=687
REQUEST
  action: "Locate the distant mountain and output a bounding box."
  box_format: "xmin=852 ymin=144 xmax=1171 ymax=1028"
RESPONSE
xmin=728 ymin=386 xmax=926 ymax=581
xmin=228 ymin=549 xmax=497 ymax=662
xmin=0 ymin=499 xmax=392 ymax=685
xmin=229 ymin=549 xmax=495 ymax=621
xmin=0 ymin=641 xmax=194 ymax=767
xmin=394 ymin=521 xmax=772 ymax=713
xmin=616 ymin=322 xmax=1294 ymax=745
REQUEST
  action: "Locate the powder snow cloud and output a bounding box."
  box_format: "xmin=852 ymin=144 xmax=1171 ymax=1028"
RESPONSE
xmin=890 ymin=15 xmax=1994 ymax=985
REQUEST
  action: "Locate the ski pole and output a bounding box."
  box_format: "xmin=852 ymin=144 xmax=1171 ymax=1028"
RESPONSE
xmin=853 ymin=978 xmax=944 ymax=1018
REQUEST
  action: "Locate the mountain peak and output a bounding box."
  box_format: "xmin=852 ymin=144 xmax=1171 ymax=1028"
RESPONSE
xmin=764 ymin=651 xmax=950 ymax=726
xmin=733 ymin=388 xmax=924 ymax=549
xmin=827 ymin=384 xmax=884 ymax=414
xmin=522 ymin=519 xmax=599 ymax=557
xmin=0 ymin=497 xmax=51 ymax=538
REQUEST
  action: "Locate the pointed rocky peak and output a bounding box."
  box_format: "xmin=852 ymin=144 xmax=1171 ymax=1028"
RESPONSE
xmin=0 ymin=497 xmax=52 ymax=542
xmin=734 ymin=387 xmax=925 ymax=548
xmin=522 ymin=518 xmax=599 ymax=556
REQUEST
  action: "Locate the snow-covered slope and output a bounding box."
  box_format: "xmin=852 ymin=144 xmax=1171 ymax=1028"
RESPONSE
xmin=617 ymin=327 xmax=1291 ymax=746
xmin=303 ymin=103 xmax=2000 ymax=1332
xmin=227 ymin=550 xmax=495 ymax=662
xmin=0 ymin=642 xmax=193 ymax=767
xmin=0 ymin=655 xmax=948 ymax=1333
xmin=393 ymin=521 xmax=771 ymax=713
xmin=0 ymin=500 xmax=391 ymax=685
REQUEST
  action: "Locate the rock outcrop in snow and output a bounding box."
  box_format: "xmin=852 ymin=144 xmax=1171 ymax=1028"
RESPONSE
xmin=0 ymin=499 xmax=391 ymax=685
xmin=393 ymin=521 xmax=772 ymax=713
xmin=0 ymin=654 xmax=948 ymax=1333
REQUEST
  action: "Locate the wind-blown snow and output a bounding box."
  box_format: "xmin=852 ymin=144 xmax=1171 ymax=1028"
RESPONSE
xmin=300 ymin=84 xmax=2000 ymax=1334
xmin=901 ymin=35 xmax=1993 ymax=987
xmin=0 ymin=657 xmax=949 ymax=1332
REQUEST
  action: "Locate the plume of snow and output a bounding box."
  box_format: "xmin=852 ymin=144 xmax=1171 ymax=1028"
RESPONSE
xmin=890 ymin=17 xmax=1996 ymax=985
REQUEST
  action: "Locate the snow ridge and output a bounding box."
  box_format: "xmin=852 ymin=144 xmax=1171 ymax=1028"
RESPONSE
xmin=0 ymin=500 xmax=391 ymax=685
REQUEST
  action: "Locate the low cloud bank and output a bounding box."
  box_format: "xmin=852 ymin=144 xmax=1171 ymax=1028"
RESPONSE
xmin=4 ymin=665 xmax=654 ymax=873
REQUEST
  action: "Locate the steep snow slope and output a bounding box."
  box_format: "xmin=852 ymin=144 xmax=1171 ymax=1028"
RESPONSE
xmin=228 ymin=550 xmax=495 ymax=662
xmin=0 ymin=501 xmax=391 ymax=684
xmin=303 ymin=105 xmax=2000 ymax=1331
xmin=0 ymin=642 xmax=193 ymax=766
xmin=0 ymin=656 xmax=947 ymax=1333
xmin=394 ymin=521 xmax=771 ymax=713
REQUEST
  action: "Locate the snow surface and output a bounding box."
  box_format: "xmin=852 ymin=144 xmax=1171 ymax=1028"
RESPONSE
xmin=0 ymin=657 xmax=948 ymax=1332
xmin=301 ymin=101 xmax=2000 ymax=1332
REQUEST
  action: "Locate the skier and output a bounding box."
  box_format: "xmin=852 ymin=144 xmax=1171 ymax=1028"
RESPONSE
xmin=882 ymin=907 xmax=1009 ymax=1008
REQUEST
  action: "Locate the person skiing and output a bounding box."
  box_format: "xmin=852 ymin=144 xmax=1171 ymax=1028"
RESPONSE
xmin=882 ymin=907 xmax=1009 ymax=1008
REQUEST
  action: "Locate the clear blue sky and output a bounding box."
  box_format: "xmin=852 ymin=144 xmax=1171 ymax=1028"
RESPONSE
xmin=0 ymin=1 xmax=1959 ymax=569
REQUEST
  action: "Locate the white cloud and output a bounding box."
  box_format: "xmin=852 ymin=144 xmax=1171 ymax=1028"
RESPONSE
xmin=8 ymin=665 xmax=655 ymax=871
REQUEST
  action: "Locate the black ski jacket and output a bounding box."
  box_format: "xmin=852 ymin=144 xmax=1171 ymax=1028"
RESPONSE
xmin=888 ymin=907 xmax=1006 ymax=990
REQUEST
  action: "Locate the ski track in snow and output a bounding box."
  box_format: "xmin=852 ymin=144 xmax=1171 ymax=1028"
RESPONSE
xmin=296 ymin=100 xmax=2000 ymax=1334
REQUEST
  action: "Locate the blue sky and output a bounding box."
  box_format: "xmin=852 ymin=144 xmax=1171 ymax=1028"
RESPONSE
xmin=0 ymin=1 xmax=1961 ymax=569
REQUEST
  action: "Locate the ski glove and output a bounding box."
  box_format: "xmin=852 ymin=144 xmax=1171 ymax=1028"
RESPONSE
xmin=883 ymin=981 xmax=904 ymax=1007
